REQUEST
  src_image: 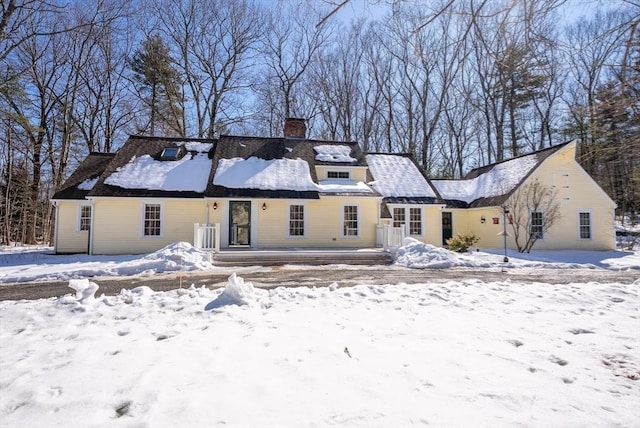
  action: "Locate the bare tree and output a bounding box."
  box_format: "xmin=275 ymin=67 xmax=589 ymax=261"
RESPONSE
xmin=505 ymin=177 xmax=561 ymax=252
xmin=1 ymin=14 xmax=63 ymax=244
xmin=149 ymin=0 xmax=263 ymax=138
xmin=68 ymin=0 xmax=137 ymax=153
xmin=310 ymin=19 xmax=368 ymax=142
xmin=562 ymin=9 xmax=629 ymax=156
xmin=257 ymin=2 xmax=333 ymax=135
xmin=562 ymin=6 xmax=638 ymax=220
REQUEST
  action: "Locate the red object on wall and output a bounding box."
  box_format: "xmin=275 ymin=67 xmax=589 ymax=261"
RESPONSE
xmin=492 ymin=217 xmax=499 ymax=224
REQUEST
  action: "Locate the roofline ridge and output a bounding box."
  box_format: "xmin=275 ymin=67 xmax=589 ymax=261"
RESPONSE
xmin=88 ymin=152 xmax=116 ymax=156
xmin=129 ymin=135 xmax=217 ymax=142
xmin=467 ymin=140 xmax=573 ymax=174
xmin=220 ymin=134 xmax=359 ymax=145
xmin=366 ymin=152 xmax=413 ymax=157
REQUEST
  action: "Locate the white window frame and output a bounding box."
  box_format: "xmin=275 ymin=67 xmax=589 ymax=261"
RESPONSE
xmin=342 ymin=204 xmax=359 ymax=237
xmin=327 ymin=170 xmax=350 ymax=179
xmin=287 ymin=202 xmax=306 ymax=238
xmin=77 ymin=203 xmax=92 ymax=232
xmin=578 ymin=211 xmax=592 ymax=240
xmin=392 ymin=207 xmax=405 ymax=229
xmin=530 ymin=211 xmax=544 ymax=240
xmin=391 ymin=205 xmax=424 ymax=237
xmin=409 ymin=207 xmax=423 ymax=236
xmin=324 ymin=166 xmax=352 ymax=180
xmin=141 ymin=201 xmax=164 ymax=238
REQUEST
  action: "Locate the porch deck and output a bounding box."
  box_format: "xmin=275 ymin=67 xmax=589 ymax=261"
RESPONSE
xmin=210 ymin=248 xmax=394 ymax=266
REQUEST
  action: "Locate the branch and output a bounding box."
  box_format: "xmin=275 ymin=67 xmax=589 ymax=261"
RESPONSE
xmin=316 ymin=0 xmax=350 ymax=28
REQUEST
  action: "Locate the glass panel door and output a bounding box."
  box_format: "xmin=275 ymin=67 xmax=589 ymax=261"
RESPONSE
xmin=442 ymin=212 xmax=452 ymax=246
xmin=229 ymin=201 xmax=251 ymax=246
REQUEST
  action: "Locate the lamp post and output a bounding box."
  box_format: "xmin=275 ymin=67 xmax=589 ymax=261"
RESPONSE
xmin=502 ymin=207 xmax=509 ymax=263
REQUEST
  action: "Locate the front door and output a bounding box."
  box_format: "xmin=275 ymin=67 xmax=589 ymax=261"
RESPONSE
xmin=442 ymin=212 xmax=452 ymax=246
xmin=229 ymin=201 xmax=251 ymax=246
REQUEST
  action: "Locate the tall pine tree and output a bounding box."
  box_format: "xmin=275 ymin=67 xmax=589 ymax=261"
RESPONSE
xmin=129 ymin=35 xmax=184 ymax=136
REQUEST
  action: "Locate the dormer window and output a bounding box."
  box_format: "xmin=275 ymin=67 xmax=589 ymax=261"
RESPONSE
xmin=160 ymin=147 xmax=182 ymax=161
xmin=327 ymin=171 xmax=350 ymax=179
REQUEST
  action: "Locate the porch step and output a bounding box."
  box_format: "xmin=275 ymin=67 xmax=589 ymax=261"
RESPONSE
xmin=210 ymin=250 xmax=393 ymax=266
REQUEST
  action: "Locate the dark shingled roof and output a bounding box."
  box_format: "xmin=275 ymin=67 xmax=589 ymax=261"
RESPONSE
xmin=52 ymin=153 xmax=116 ymax=200
xmin=381 ymin=196 xmax=440 ymax=205
xmin=89 ymin=135 xmax=216 ymax=199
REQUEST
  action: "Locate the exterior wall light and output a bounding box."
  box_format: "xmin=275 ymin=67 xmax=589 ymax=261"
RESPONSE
xmin=262 ymin=202 xmax=267 ymax=211
xmin=480 ymin=215 xmax=486 ymax=223
xmin=213 ymin=202 xmax=218 ymax=210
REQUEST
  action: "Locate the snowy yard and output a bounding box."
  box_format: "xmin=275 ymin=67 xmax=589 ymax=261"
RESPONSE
xmin=0 ymin=241 xmax=638 ymax=427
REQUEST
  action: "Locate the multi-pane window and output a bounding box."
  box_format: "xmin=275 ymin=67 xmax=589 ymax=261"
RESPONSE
xmin=579 ymin=212 xmax=592 ymax=239
xmin=327 ymin=171 xmax=350 ymax=179
xmin=289 ymin=204 xmax=305 ymax=236
xmin=144 ymin=204 xmax=161 ymax=236
xmin=531 ymin=211 xmax=543 ymax=239
xmin=80 ymin=205 xmax=91 ymax=231
xmin=393 ymin=207 xmax=405 ymax=228
xmin=409 ymin=207 xmax=422 ymax=235
xmin=343 ymin=205 xmax=358 ymax=236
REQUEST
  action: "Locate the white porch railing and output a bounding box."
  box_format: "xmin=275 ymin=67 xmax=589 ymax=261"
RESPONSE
xmin=194 ymin=223 xmax=220 ymax=252
xmin=376 ymin=225 xmax=406 ymax=251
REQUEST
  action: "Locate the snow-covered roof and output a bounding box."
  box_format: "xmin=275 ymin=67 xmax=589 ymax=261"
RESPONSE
xmin=213 ymin=157 xmax=319 ymax=191
xmin=317 ymin=179 xmax=373 ymax=194
xmin=103 ymin=153 xmax=212 ymax=192
xmin=180 ymin=142 xmax=213 ymax=153
xmin=432 ymin=154 xmax=538 ymax=204
xmin=314 ymin=145 xmax=357 ymax=163
xmin=366 ymin=154 xmax=437 ymax=198
xmin=77 ymin=177 xmax=98 ymax=191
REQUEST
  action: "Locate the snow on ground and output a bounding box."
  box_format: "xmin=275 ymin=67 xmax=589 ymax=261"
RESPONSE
xmin=0 ymin=238 xmax=638 ymax=426
xmin=0 ymin=273 xmax=638 ymax=427
xmin=395 ymin=238 xmax=640 ymax=270
xmin=0 ymin=239 xmax=638 ymax=284
xmin=0 ymin=242 xmax=268 ymax=284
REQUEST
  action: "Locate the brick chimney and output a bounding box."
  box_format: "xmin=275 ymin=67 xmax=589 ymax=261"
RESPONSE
xmin=283 ymin=118 xmax=306 ymax=138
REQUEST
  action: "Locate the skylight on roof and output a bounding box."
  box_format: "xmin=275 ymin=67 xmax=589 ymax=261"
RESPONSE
xmin=77 ymin=177 xmax=98 ymax=191
xmin=161 ymin=147 xmax=180 ymax=161
xmin=314 ymin=145 xmax=357 ymax=163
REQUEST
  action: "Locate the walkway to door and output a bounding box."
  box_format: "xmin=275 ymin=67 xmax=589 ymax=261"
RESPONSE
xmin=210 ymin=249 xmax=393 ymax=266
xmin=194 ymin=222 xmax=400 ymax=266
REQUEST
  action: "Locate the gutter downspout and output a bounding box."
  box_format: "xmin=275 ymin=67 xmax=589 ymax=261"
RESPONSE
xmin=52 ymin=200 xmax=59 ymax=254
xmin=88 ymin=198 xmax=95 ymax=255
